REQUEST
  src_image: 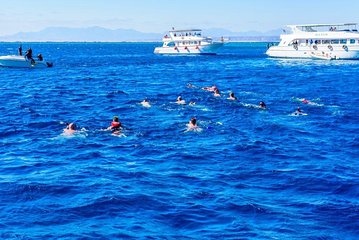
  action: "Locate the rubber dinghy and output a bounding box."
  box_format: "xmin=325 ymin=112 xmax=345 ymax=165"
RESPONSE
xmin=0 ymin=55 xmax=53 ymax=68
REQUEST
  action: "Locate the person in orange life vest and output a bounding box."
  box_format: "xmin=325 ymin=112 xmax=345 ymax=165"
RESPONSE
xmin=107 ymin=116 xmax=122 ymax=132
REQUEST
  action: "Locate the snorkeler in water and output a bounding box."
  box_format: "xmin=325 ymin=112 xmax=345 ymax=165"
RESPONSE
xmin=107 ymin=116 xmax=122 ymax=133
xmin=213 ymin=88 xmax=221 ymax=97
xmin=294 ymin=107 xmax=306 ymax=115
xmin=186 ymin=117 xmax=203 ymax=132
xmin=259 ymin=101 xmax=267 ymax=109
xmin=228 ymin=92 xmax=237 ymax=101
xmin=202 ymin=85 xmax=218 ymax=92
xmin=187 ymin=83 xmax=197 ymax=88
xmin=187 ymin=117 xmax=199 ymax=131
xmin=63 ymin=122 xmax=77 ymax=135
xmin=176 ymin=96 xmax=186 ymax=105
xmin=141 ymin=98 xmax=151 ymax=108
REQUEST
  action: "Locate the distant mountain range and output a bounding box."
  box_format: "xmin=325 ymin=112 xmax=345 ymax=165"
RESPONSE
xmin=0 ymin=26 xmax=281 ymax=42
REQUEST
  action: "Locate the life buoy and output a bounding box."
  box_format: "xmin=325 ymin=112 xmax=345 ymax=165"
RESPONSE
xmin=342 ymin=45 xmax=348 ymax=51
xmin=313 ymin=45 xmax=318 ymax=50
xmin=328 ymin=45 xmax=333 ymax=51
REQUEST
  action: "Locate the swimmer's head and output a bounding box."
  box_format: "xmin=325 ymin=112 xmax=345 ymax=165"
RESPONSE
xmin=259 ymin=101 xmax=266 ymax=107
xmin=230 ymin=92 xmax=235 ymax=97
xmin=68 ymin=123 xmax=76 ymax=130
xmin=113 ymin=116 xmax=119 ymax=122
xmin=190 ymin=117 xmax=197 ymax=125
xmin=177 ymin=96 xmax=182 ymax=101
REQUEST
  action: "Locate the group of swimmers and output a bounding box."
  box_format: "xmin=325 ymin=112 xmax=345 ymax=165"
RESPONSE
xmin=63 ymin=116 xmax=122 ymax=136
xmin=63 ymin=83 xmax=313 ymax=136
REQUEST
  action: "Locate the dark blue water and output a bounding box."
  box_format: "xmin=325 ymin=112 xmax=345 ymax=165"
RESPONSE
xmin=0 ymin=42 xmax=358 ymax=239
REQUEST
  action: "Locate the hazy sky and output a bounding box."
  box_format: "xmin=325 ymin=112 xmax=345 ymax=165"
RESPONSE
xmin=1 ymin=0 xmax=359 ymax=35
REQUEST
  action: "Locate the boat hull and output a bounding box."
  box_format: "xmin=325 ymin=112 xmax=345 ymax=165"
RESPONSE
xmin=154 ymin=42 xmax=224 ymax=55
xmin=266 ymin=45 xmax=359 ymax=60
xmin=0 ymin=55 xmax=53 ymax=68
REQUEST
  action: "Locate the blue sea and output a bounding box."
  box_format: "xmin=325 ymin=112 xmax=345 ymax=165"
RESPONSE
xmin=0 ymin=42 xmax=358 ymax=239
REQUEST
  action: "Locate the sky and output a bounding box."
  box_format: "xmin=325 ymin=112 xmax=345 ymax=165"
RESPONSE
xmin=1 ymin=0 xmax=359 ymax=36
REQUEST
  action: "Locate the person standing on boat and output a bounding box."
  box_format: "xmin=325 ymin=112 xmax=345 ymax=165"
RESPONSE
xmin=25 ymin=48 xmax=35 ymax=64
xmin=18 ymin=44 xmax=22 ymax=56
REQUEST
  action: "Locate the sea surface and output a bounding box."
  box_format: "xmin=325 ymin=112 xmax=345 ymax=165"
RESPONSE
xmin=0 ymin=42 xmax=358 ymax=239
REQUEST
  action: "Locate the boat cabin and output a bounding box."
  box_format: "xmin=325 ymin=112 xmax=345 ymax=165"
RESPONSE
xmin=161 ymin=29 xmax=213 ymax=47
xmin=279 ymin=23 xmax=359 ymax=47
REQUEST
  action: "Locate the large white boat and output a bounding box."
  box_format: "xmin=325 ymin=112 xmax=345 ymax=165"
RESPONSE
xmin=267 ymin=23 xmax=359 ymax=60
xmin=154 ymin=29 xmax=224 ymax=55
xmin=0 ymin=55 xmax=53 ymax=68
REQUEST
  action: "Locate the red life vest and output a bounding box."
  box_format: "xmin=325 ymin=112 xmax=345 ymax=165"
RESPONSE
xmin=111 ymin=121 xmax=121 ymax=128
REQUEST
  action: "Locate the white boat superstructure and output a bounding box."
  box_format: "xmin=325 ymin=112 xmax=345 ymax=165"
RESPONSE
xmin=0 ymin=55 xmax=53 ymax=68
xmin=267 ymin=23 xmax=359 ymax=60
xmin=154 ymin=29 xmax=224 ymax=55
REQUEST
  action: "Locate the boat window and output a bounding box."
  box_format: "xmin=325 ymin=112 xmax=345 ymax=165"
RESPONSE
xmin=194 ymin=41 xmax=197 ymax=44
xmin=340 ymin=39 xmax=347 ymax=44
xmin=322 ymin=40 xmax=330 ymax=44
xmin=350 ymin=39 xmax=356 ymax=44
xmin=330 ymin=40 xmax=339 ymax=44
xmin=167 ymin=42 xmax=175 ymax=47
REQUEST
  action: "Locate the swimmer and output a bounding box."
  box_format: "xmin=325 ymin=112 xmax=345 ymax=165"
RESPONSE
xmin=188 ymin=117 xmax=197 ymax=127
xmin=213 ymin=88 xmax=221 ymax=97
xmin=107 ymin=116 xmax=122 ymax=133
xmin=189 ymin=101 xmax=196 ymax=106
xmin=293 ymin=97 xmax=323 ymax=107
xmin=176 ymin=96 xmax=186 ymax=105
xmin=186 ymin=117 xmax=203 ymax=132
xmin=187 ymin=83 xmax=196 ymax=88
xmin=63 ymin=122 xmax=77 ymax=135
xmin=259 ymin=101 xmax=267 ymax=109
xmin=301 ymin=98 xmax=310 ymax=104
xmin=202 ymin=85 xmax=217 ymax=92
xmin=228 ymin=92 xmax=237 ymax=101
xmin=294 ymin=107 xmax=306 ymax=116
xmin=141 ymin=98 xmax=151 ymax=108
xmin=300 ymin=98 xmax=322 ymax=106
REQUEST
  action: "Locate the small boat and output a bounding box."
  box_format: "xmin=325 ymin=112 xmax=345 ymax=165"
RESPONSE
xmin=154 ymin=28 xmax=224 ymax=55
xmin=267 ymin=23 xmax=359 ymax=59
xmin=0 ymin=55 xmax=53 ymax=68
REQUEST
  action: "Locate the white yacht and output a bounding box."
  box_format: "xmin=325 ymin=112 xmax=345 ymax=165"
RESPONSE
xmin=266 ymin=23 xmax=359 ymax=60
xmin=0 ymin=55 xmax=53 ymax=68
xmin=154 ymin=29 xmax=224 ymax=55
